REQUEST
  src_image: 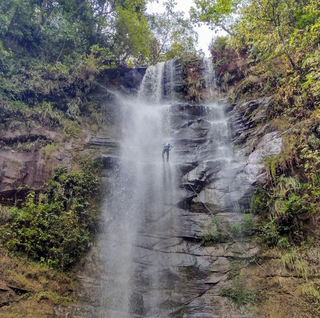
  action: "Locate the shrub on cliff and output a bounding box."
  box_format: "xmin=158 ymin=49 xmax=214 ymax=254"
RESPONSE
xmin=0 ymin=157 xmax=101 ymax=270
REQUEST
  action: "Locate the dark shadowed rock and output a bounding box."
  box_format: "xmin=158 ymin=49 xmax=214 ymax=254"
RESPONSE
xmin=177 ymin=162 xmax=198 ymax=175
xmin=99 ymin=66 xmax=147 ymax=94
xmin=89 ymin=137 xmax=119 ymax=148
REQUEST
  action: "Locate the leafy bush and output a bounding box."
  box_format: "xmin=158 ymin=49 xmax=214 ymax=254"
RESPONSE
xmin=201 ymin=232 xmax=226 ymax=245
xmin=0 ymin=157 xmax=101 ymax=270
xmin=259 ymin=218 xmax=282 ymax=247
xmin=251 ymin=161 xmax=320 ymax=247
xmin=62 ymin=119 xmax=81 ymax=139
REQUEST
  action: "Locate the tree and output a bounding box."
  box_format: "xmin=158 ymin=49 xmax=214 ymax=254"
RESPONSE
xmin=113 ymin=0 xmax=153 ymax=63
xmin=0 ymin=0 xmax=155 ymax=64
xmin=190 ymin=0 xmax=241 ymax=35
xmin=232 ymin=0 xmax=320 ymax=71
xmin=148 ymin=0 xmax=199 ymax=63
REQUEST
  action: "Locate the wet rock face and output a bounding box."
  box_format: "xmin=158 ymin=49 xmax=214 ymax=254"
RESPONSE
xmin=170 ymin=101 xmax=245 ymax=212
xmin=227 ymin=97 xmax=283 ymax=208
xmin=244 ymin=131 xmax=282 ymax=184
xmin=63 ymin=97 xmax=282 ymax=318
xmin=230 ymin=97 xmax=272 ymax=143
xmin=171 ymin=98 xmax=282 ymax=214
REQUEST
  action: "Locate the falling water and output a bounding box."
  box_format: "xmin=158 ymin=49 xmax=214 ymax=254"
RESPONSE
xmin=98 ymin=61 xmax=179 ymax=317
xmin=203 ymin=57 xmax=216 ymax=100
xmin=190 ymin=102 xmax=243 ymax=211
xmin=96 ymin=57 xmax=247 ymax=317
xmin=138 ymin=62 xmax=165 ymax=103
xmin=163 ymin=59 xmax=177 ymax=100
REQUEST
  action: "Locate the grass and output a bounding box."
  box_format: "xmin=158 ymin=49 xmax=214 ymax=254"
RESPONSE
xmin=281 ymin=249 xmax=312 ymax=280
xmin=34 ymin=291 xmax=73 ymax=306
xmin=301 ymin=282 xmax=320 ymax=315
xmin=41 ymin=143 xmax=60 ymax=158
xmin=0 ymin=248 xmax=75 ymax=317
xmin=219 ymin=285 xmax=256 ymax=308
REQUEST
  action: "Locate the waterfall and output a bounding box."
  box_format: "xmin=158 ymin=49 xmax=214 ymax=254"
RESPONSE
xmin=163 ymin=59 xmax=176 ymax=100
xmin=99 ymin=61 xmax=177 ymax=318
xmin=96 ymin=58 xmax=249 ymax=318
xmin=203 ymin=57 xmax=216 ymax=100
xmin=190 ymin=102 xmax=243 ymax=211
xmin=138 ymin=62 xmax=165 ymax=103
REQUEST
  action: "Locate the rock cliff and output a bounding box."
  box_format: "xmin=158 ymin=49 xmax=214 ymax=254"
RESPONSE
xmin=56 ymin=59 xmax=283 ymax=317
xmin=0 ymin=57 xmax=286 ymax=317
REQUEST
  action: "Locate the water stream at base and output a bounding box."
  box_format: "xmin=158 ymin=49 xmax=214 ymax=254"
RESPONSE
xmin=97 ymin=58 xmax=245 ymax=317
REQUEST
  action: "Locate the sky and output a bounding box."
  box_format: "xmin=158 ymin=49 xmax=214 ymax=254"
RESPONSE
xmin=146 ymin=0 xmax=215 ymax=56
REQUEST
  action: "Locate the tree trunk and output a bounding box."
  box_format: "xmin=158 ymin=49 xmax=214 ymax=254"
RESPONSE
xmin=37 ymin=0 xmax=48 ymax=26
xmin=217 ymin=24 xmax=232 ymax=36
xmin=277 ymin=28 xmax=296 ymax=70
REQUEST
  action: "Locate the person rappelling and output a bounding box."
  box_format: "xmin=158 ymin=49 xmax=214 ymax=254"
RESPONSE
xmin=162 ymin=143 xmax=173 ymax=162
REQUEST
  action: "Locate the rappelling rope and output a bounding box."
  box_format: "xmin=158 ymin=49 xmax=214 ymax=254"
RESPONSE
xmin=176 ymin=164 xmax=281 ymax=282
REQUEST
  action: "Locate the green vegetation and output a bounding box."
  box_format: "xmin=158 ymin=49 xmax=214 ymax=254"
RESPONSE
xmin=201 ymin=214 xmax=255 ymax=246
xmin=148 ymin=0 xmax=198 ymax=63
xmin=201 ymin=216 xmax=226 ymax=245
xmin=198 ymin=0 xmax=320 ymax=117
xmin=181 ymin=56 xmax=206 ymax=102
xmin=34 ymin=290 xmax=72 ymax=306
xmin=227 ymin=258 xmax=254 ymax=280
xmin=0 ymin=0 xmax=201 ymax=141
xmin=219 ymin=285 xmax=256 ymax=308
xmin=230 ymin=214 xmax=255 ymax=237
xmin=0 ymin=248 xmax=76 ymax=317
xmin=190 ymin=0 xmax=320 ymax=254
xmin=301 ymin=282 xmax=320 ymax=316
xmin=190 ymin=0 xmax=240 ymax=35
xmin=190 ymin=3 xmax=320 ymax=314
xmin=0 ymin=157 xmax=101 ymax=270
xmin=281 ymin=249 xmax=311 ymax=279
xmin=251 ymin=171 xmax=320 ymax=247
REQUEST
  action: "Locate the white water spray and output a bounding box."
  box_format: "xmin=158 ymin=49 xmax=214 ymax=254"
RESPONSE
xmin=138 ymin=62 xmax=165 ymax=103
xmin=99 ymin=61 xmax=178 ymax=318
xmin=97 ymin=57 xmax=245 ymax=317
xmin=203 ymin=57 xmax=216 ymax=100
